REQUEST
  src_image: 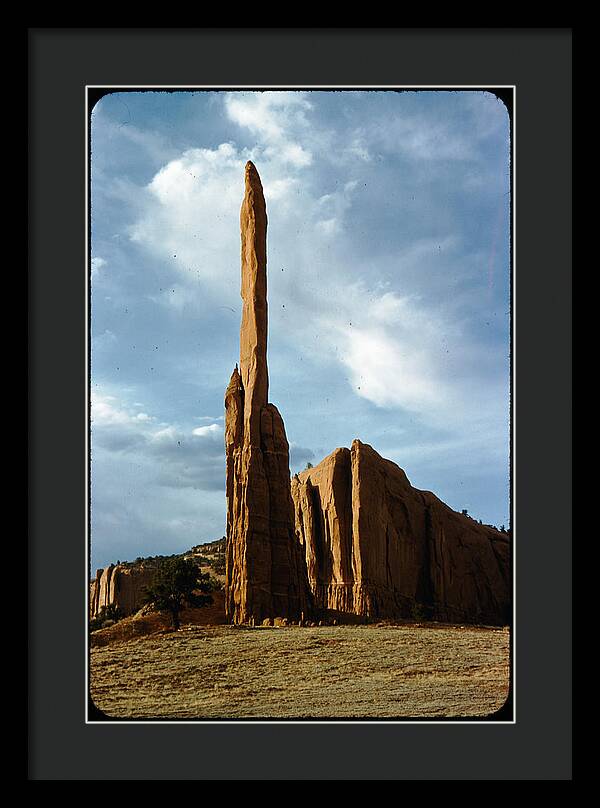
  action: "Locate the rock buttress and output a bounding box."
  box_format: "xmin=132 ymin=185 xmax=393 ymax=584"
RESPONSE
xmin=291 ymin=439 xmax=510 ymax=626
xmin=89 ymin=564 xmax=156 ymax=618
xmin=225 ymin=162 xmax=311 ymax=625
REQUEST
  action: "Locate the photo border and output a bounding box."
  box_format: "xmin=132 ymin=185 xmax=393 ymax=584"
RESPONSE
xmin=29 ymin=28 xmax=572 ymax=780
xmin=85 ymin=83 xmax=515 ymax=727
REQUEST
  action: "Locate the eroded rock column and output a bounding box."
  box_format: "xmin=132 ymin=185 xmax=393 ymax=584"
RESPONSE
xmin=225 ymin=162 xmax=311 ymax=625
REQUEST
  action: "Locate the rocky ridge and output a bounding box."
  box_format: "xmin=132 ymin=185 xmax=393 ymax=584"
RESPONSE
xmin=291 ymin=440 xmax=510 ymax=625
xmin=89 ymin=564 xmax=156 ymax=619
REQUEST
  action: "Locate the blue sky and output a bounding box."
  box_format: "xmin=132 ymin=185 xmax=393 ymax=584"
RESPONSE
xmin=90 ymin=89 xmax=511 ymax=572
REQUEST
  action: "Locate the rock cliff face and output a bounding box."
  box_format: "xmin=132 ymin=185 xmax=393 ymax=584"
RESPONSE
xmin=89 ymin=564 xmax=156 ymax=618
xmin=224 ymin=162 xmax=311 ymax=625
xmin=291 ymin=440 xmax=510 ymax=625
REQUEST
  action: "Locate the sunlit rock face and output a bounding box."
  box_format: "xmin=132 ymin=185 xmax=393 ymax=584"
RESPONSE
xmin=89 ymin=564 xmax=156 ymax=618
xmin=224 ymin=163 xmax=311 ymax=625
xmin=291 ymin=440 xmax=511 ymax=626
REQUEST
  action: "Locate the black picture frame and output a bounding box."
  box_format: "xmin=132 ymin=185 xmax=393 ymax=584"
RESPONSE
xmin=29 ymin=28 xmax=572 ymax=780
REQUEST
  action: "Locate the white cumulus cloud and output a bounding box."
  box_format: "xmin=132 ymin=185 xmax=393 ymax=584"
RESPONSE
xmin=192 ymin=423 xmax=223 ymax=437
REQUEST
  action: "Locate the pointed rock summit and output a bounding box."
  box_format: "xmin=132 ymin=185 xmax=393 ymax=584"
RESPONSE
xmin=239 ymin=161 xmax=269 ymax=446
xmin=225 ymin=162 xmax=311 ymax=624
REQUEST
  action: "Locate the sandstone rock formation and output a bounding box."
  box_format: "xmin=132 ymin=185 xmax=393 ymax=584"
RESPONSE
xmin=223 ymin=162 xmax=509 ymax=627
xmin=224 ymin=162 xmax=311 ymax=624
xmin=89 ymin=564 xmax=156 ymax=618
xmin=291 ymin=440 xmax=510 ymax=625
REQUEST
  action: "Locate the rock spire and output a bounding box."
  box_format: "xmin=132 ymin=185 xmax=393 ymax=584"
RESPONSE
xmin=224 ymin=162 xmax=311 ymax=624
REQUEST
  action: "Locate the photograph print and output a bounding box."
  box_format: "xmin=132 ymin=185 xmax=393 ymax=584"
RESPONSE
xmin=88 ymin=87 xmax=512 ymax=721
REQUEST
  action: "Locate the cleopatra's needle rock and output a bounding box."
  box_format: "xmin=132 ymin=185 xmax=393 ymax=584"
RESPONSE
xmin=224 ymin=163 xmax=311 ymax=624
xmin=239 ymin=161 xmax=268 ymax=447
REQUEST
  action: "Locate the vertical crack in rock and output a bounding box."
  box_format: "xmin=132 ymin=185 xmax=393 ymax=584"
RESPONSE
xmin=415 ymin=504 xmax=435 ymax=618
xmin=225 ymin=162 xmax=311 ymax=625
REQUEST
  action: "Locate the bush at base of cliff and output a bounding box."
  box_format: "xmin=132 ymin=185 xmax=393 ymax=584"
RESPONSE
xmin=90 ymin=604 xmax=124 ymax=632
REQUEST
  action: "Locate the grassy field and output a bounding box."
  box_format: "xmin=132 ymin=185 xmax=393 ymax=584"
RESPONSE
xmin=90 ymin=623 xmax=509 ymax=720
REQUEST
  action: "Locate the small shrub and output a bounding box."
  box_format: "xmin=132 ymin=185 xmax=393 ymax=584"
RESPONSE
xmin=89 ymin=603 xmax=124 ymax=632
xmin=211 ymin=557 xmax=226 ymax=575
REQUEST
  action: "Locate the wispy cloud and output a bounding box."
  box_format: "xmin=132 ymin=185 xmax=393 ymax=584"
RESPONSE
xmin=225 ymin=92 xmax=313 ymax=167
xmin=91 ymin=256 xmax=107 ymax=279
xmin=192 ymin=423 xmax=223 ymax=437
xmin=92 ymin=387 xmax=225 ymax=490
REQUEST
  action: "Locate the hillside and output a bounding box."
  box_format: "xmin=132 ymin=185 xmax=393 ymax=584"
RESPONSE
xmin=90 ymin=622 xmax=509 ymax=719
xmin=89 ymin=538 xmax=226 ymax=623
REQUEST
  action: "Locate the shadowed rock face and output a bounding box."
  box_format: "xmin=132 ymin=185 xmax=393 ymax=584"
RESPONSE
xmin=89 ymin=565 xmax=156 ymax=618
xmin=224 ymin=162 xmax=311 ymax=625
xmin=291 ymin=440 xmax=511 ymax=626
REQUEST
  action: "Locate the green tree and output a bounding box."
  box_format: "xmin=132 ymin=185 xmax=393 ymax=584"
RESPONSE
xmin=212 ymin=555 xmax=226 ymax=575
xmin=142 ymin=557 xmax=213 ymax=630
xmin=89 ymin=603 xmax=124 ymax=632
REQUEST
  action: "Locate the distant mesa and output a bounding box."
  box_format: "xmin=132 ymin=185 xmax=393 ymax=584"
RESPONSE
xmin=90 ymin=564 xmax=155 ymax=620
xmin=224 ymin=163 xmax=510 ymax=627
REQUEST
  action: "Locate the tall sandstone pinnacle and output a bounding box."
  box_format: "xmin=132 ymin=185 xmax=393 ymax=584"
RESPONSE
xmin=225 ymin=162 xmax=311 ymax=624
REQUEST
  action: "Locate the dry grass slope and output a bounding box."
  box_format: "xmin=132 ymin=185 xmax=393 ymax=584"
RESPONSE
xmin=90 ymin=623 xmax=509 ymax=719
